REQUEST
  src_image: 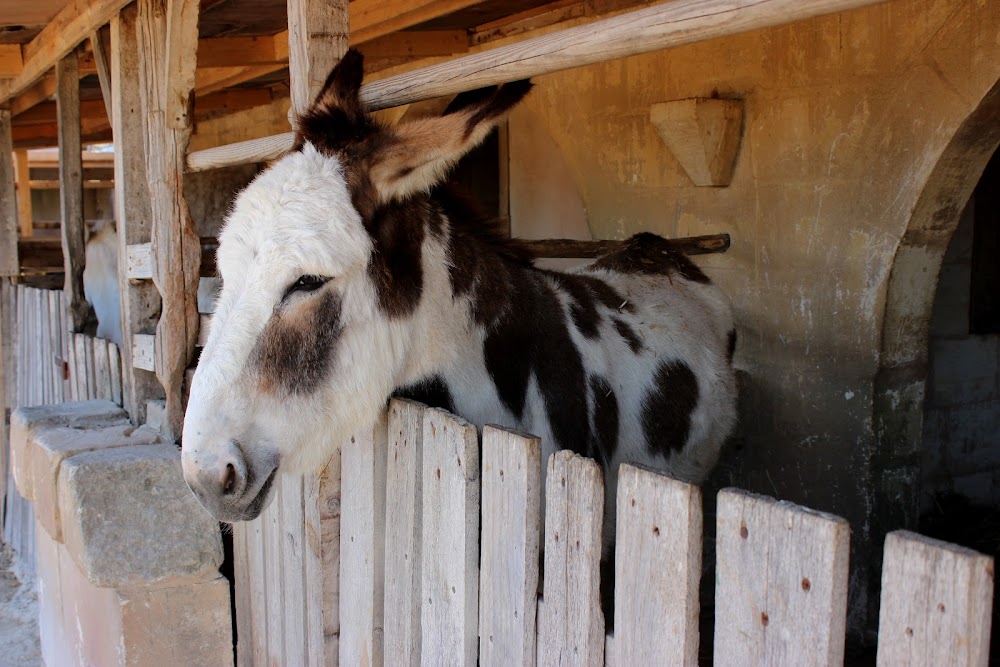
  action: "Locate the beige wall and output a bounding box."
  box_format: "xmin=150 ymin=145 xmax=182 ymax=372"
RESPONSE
xmin=508 ymin=0 xmax=1000 ymax=632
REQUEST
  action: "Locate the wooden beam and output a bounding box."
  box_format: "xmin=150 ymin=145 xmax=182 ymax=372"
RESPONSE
xmin=0 ymin=113 xmax=19 ymax=276
xmin=29 ymin=179 xmax=115 ymax=190
xmin=0 ymin=46 xmax=24 ymax=78
xmin=360 ymin=0 xmax=894 ymax=109
xmin=111 ymin=2 xmax=164 ymax=425
xmin=187 ymin=0 xmax=891 ymax=172
xmin=11 ymin=75 xmax=57 ymax=117
xmin=13 ymin=151 xmax=32 ymax=239
xmin=0 ymin=0 xmax=135 ymax=104
xmin=195 ymin=89 xmax=273 ymax=115
xmin=349 ymin=0 xmax=487 ymax=44
xmin=522 ymin=233 xmax=730 ymax=258
xmin=166 ymin=0 xmax=200 ymax=129
xmin=56 ymin=53 xmax=89 ymax=332
xmin=12 ymin=99 xmax=109 ymax=126
xmin=137 ymin=0 xmax=201 ymax=440
xmin=287 ymin=0 xmax=350 ymax=117
xmin=89 ymin=27 xmax=114 ymax=125
xmin=196 ymin=33 xmax=287 ymax=68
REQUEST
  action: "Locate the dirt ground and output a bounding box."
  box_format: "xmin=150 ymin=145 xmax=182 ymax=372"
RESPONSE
xmin=0 ymin=544 xmax=40 ymax=667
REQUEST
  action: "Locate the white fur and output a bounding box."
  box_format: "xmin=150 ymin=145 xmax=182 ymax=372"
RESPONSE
xmin=82 ymin=220 xmax=122 ymax=347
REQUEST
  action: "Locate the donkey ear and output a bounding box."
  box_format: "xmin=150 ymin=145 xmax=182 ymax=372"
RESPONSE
xmin=370 ymin=80 xmax=533 ymax=202
xmin=313 ymin=49 xmax=364 ymax=109
xmin=296 ymin=49 xmax=370 ymax=148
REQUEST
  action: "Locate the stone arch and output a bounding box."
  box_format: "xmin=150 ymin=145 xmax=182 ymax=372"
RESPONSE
xmin=872 ymin=76 xmax=1000 ymax=545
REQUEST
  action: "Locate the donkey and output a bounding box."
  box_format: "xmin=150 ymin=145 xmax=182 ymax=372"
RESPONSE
xmin=182 ymin=50 xmax=738 ymax=609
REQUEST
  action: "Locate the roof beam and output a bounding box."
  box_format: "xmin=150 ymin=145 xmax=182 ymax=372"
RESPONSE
xmin=0 ymin=0 xmax=134 ymax=104
xmin=0 ymin=46 xmax=24 ymax=77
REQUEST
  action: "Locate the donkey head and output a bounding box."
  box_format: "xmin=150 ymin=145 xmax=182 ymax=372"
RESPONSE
xmin=181 ymin=50 xmax=530 ymax=522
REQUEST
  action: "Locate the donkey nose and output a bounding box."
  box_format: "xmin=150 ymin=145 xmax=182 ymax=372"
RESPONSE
xmin=188 ymin=440 xmax=248 ymax=501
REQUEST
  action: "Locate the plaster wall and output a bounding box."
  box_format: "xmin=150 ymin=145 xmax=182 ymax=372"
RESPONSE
xmin=505 ymin=0 xmax=1000 ymax=633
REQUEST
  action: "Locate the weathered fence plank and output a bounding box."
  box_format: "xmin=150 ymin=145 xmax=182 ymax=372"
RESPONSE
xmin=538 ymin=450 xmax=605 ymax=666
xmin=478 ymin=425 xmax=541 ymax=667
xmin=281 ymin=474 xmax=307 ymax=666
xmin=94 ymin=338 xmax=112 ymax=402
xmin=340 ymin=417 xmax=388 ymax=667
xmin=109 ymin=342 xmax=122 ymax=406
xmin=47 ymin=290 xmax=62 ymax=403
xmin=320 ymin=454 xmax=342 ymax=665
xmin=265 ymin=480 xmax=286 ymax=661
xmin=614 ymin=465 xmax=702 ymax=666
xmin=421 ymin=408 xmax=480 ymax=665
xmin=714 ymin=489 xmax=850 ymax=667
xmin=876 ymin=530 xmax=993 ymax=667
xmin=232 ymin=520 xmax=253 ymax=667
xmin=384 ymin=399 xmax=425 ymax=666
xmin=247 ymin=510 xmax=268 ymax=666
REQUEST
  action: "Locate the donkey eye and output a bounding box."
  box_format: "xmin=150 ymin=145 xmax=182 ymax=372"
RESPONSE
xmin=284 ymin=275 xmax=330 ymax=298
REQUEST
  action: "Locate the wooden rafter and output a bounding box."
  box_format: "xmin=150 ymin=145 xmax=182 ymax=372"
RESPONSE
xmin=0 ymin=46 xmax=24 ymax=78
xmin=0 ymin=0 xmax=135 ymax=104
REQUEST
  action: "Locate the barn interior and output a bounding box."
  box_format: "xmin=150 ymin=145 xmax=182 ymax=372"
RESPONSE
xmin=2 ymin=0 xmax=1000 ymax=664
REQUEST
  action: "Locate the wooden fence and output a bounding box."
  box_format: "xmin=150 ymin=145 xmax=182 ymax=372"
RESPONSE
xmin=233 ymin=398 xmax=995 ymax=666
xmin=1 ymin=284 xmax=123 ymax=571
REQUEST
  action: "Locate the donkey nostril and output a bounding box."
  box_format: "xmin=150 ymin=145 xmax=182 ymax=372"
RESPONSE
xmin=222 ymin=463 xmax=238 ymax=495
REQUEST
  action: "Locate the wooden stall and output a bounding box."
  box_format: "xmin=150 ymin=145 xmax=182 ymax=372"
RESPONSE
xmin=3 ymin=0 xmax=1000 ymax=665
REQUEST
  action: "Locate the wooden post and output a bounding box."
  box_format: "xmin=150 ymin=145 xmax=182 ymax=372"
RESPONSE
xmin=56 ymin=52 xmax=89 ymax=332
xmin=89 ymin=27 xmax=114 ymax=124
xmin=0 ymin=113 xmax=18 ymax=276
xmin=286 ymin=0 xmax=349 ymax=119
xmin=136 ymin=0 xmax=201 ymax=439
xmin=111 ymin=3 xmax=164 ymax=425
xmin=13 ymin=150 xmax=31 ymax=241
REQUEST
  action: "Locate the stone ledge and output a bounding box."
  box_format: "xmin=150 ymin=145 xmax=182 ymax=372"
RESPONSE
xmin=30 ymin=424 xmax=164 ymax=543
xmin=58 ymin=444 xmax=223 ymax=589
xmin=10 ymin=400 xmax=129 ymax=501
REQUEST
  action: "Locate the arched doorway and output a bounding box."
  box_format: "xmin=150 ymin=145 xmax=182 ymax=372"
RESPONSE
xmin=872 ymin=76 xmax=1000 ymax=637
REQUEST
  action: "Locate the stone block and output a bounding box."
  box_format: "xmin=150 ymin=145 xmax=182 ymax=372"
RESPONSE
xmin=118 ymin=576 xmax=234 ymax=667
xmin=58 ymin=444 xmax=223 ymax=588
xmin=30 ymin=424 xmax=164 ymax=542
xmin=10 ymin=400 xmax=128 ymax=501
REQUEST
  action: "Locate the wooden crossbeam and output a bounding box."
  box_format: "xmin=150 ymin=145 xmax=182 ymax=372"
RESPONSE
xmin=0 ymin=0 xmax=135 ymax=103
xmin=13 ymin=151 xmax=32 ymax=239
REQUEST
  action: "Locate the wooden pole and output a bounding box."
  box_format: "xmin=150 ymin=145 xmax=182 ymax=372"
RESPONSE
xmin=0 ymin=114 xmax=18 ymax=277
xmin=56 ymin=52 xmax=89 ymax=333
xmin=137 ymin=0 xmax=201 ymax=440
xmin=112 ymin=3 xmax=165 ymax=425
xmin=13 ymin=151 xmax=31 ymax=241
xmin=186 ymin=0 xmax=891 ymax=173
xmin=286 ymin=0 xmax=349 ymax=119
